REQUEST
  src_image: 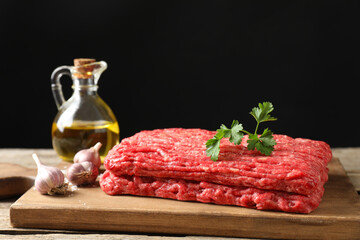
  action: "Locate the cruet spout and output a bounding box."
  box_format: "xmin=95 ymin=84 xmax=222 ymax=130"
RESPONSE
xmin=50 ymin=59 xmax=108 ymax=109
xmin=71 ymin=60 xmax=107 ymax=84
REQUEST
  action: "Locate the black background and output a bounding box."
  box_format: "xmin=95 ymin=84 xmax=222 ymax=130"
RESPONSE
xmin=1 ymin=0 xmax=359 ymax=148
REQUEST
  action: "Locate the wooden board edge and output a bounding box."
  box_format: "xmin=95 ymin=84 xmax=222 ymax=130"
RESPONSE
xmin=10 ymin=203 xmax=360 ymax=240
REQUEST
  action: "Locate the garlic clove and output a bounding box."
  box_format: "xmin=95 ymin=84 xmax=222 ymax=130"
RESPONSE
xmin=73 ymin=142 xmax=102 ymax=168
xmin=67 ymin=161 xmax=99 ymax=186
xmin=32 ymin=153 xmax=67 ymax=195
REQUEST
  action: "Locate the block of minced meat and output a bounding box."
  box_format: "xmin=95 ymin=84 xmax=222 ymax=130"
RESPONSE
xmin=100 ymin=171 xmax=324 ymax=213
xmin=100 ymin=128 xmax=332 ymax=213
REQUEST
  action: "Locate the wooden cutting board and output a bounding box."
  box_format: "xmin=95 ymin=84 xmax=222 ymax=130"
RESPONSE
xmin=0 ymin=163 xmax=36 ymax=199
xmin=9 ymin=158 xmax=360 ymax=239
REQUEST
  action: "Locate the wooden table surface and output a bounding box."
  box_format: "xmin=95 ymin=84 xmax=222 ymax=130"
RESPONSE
xmin=0 ymin=148 xmax=359 ymax=240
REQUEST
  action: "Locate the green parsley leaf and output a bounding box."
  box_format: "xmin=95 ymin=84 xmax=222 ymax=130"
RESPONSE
xmin=250 ymin=102 xmax=277 ymax=123
xmin=205 ymin=138 xmax=221 ymax=161
xmin=255 ymin=140 xmax=274 ymax=156
xmin=229 ymin=120 xmax=244 ymax=145
xmin=206 ymin=102 xmax=278 ymax=161
xmin=205 ymin=120 xmax=245 ymax=161
xmin=259 ymin=128 xmax=276 ymax=147
xmin=219 ymin=124 xmax=231 ymax=138
xmin=247 ymin=129 xmax=276 ymax=155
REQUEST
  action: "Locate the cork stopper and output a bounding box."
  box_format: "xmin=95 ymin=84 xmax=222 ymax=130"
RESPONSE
xmin=73 ymin=58 xmax=96 ymax=79
xmin=74 ymin=58 xmax=96 ymax=66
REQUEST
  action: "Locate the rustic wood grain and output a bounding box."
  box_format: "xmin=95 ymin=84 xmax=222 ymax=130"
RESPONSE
xmin=332 ymin=148 xmax=360 ymax=172
xmin=0 ymin=234 xmax=247 ymax=240
xmin=332 ymin=148 xmax=360 ymax=192
xmin=0 ymin=163 xmax=37 ymax=199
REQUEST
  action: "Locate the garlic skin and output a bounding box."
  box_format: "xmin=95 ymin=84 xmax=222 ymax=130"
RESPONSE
xmin=67 ymin=161 xmax=99 ymax=186
xmin=73 ymin=142 xmax=102 ymax=168
xmin=32 ymin=153 xmax=67 ymax=195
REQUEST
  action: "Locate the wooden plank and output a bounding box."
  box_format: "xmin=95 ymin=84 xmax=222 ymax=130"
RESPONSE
xmin=348 ymin=173 xmax=360 ymax=192
xmin=0 ymin=163 xmax=36 ymax=199
xmin=0 ymin=234 xmax=248 ymax=240
xmin=332 ymin=148 xmax=360 ymax=172
xmin=9 ymin=158 xmax=360 ymax=240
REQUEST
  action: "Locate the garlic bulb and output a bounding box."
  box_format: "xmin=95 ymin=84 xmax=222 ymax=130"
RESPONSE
xmin=32 ymin=153 xmax=67 ymax=195
xmin=73 ymin=142 xmax=102 ymax=168
xmin=67 ymin=161 xmax=99 ymax=186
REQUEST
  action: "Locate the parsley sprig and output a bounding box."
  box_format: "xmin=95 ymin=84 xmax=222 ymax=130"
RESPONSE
xmin=206 ymin=102 xmax=277 ymax=161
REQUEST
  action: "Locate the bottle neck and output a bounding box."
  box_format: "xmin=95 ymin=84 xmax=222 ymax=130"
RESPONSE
xmin=72 ymin=78 xmax=98 ymax=96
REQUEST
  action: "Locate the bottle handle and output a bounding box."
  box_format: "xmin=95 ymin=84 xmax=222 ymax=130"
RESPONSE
xmin=50 ymin=66 xmax=72 ymax=109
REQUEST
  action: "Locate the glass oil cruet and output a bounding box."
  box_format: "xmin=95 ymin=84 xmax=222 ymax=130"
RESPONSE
xmin=50 ymin=58 xmax=119 ymax=162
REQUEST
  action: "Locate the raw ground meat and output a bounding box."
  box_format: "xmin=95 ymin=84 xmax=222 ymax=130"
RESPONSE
xmin=100 ymin=171 xmax=324 ymax=213
xmin=100 ymin=128 xmax=332 ymax=213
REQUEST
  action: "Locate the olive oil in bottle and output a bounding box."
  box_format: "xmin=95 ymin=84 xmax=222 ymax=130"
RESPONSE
xmin=52 ymin=120 xmax=119 ymax=162
xmin=50 ymin=59 xmax=120 ymax=162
